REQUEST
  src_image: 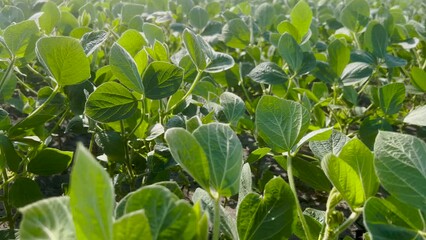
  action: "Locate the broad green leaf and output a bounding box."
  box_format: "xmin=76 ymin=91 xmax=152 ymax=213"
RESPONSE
xmin=222 ymin=18 xmax=250 ymax=49
xmin=290 ymin=0 xmax=312 ymax=38
xmin=0 ymin=108 xmax=10 ymax=130
xmin=364 ymin=21 xmax=388 ymax=58
xmin=3 ymin=20 xmax=38 ymax=58
xmin=9 ymin=178 xmax=43 ymax=208
xmin=328 ymin=39 xmax=350 ymax=76
xmin=70 ymin=144 xmax=114 ymax=240
xmin=384 ymin=53 xmax=407 ymax=68
xmin=311 ymin=61 xmax=340 ymax=85
xmin=378 ymin=82 xmax=405 ymax=115
xmin=341 ymin=62 xmax=373 ymax=86
xmin=322 ymin=154 xmax=365 ymax=209
xmin=85 ymin=81 xmax=138 ymax=123
xmin=278 ymin=33 xmax=303 ymax=74
xmin=204 ymin=52 xmax=235 ymax=73
xmin=364 ymin=197 xmax=426 ymax=239
xmin=374 ymin=131 xmax=426 ymax=212
xmin=219 ymin=92 xmax=246 ymax=125
xmin=113 ymin=210 xmax=152 ymax=240
xmin=299 ymin=52 xmax=317 ymax=75
xmin=142 ymin=61 xmax=183 ymax=100
xmin=189 ymin=6 xmax=209 ymax=29
xmin=38 ymin=1 xmax=60 ymax=34
xmin=238 ymin=163 xmax=252 ymax=208
xmin=134 ymin=49 xmax=149 ymax=75
xmin=183 ymin=29 xmax=207 ymax=70
xmin=121 ymin=3 xmax=145 ymax=24
xmin=109 ymin=43 xmax=144 ymax=94
xmin=359 ymin=117 xmax=392 ymax=150
xmin=117 ymin=29 xmax=147 ymax=57
xmin=247 ymin=62 xmax=288 ymax=85
xmin=294 ymin=209 xmax=325 ymax=240
xmin=165 ymin=128 xmax=210 ymax=192
xmin=0 ymin=6 xmax=24 ymax=29
xmin=64 ymin=80 xmax=93 ymax=115
xmin=256 ymin=95 xmax=310 ymax=153
xmin=36 ymin=37 xmax=91 ymax=86
xmin=404 ymin=105 xmax=426 ymax=126
xmin=28 ymin=148 xmax=73 ymax=175
xmin=237 ymin=177 xmax=296 ymax=240
xmin=339 ymin=138 xmax=379 ymax=200
xmin=143 ymin=23 xmax=165 ymax=45
xmin=410 ymin=66 xmax=426 ymax=92
xmin=125 ymin=185 xmax=196 ymax=240
xmin=0 ymin=133 xmax=22 ymax=172
xmin=277 ymin=21 xmax=300 ymax=43
xmin=254 ymin=3 xmax=274 ymax=29
xmin=81 ymin=30 xmax=108 ymax=56
xmin=193 ymin=123 xmax=243 ymax=197
xmin=340 ymin=0 xmax=370 ymax=32
xmin=95 ymin=131 xmax=125 ymax=163
xmin=19 ymin=197 xmax=75 ymax=240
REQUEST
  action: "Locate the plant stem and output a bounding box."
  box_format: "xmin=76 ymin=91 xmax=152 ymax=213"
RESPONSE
xmin=286 ymin=153 xmax=313 ymax=240
xmin=128 ymin=97 xmax=146 ymax=138
xmin=27 ymin=85 xmax=61 ymax=119
xmin=0 ymin=57 xmax=15 ymax=94
xmin=120 ymin=120 xmax=134 ymax=188
xmin=166 ymin=70 xmax=203 ymax=115
xmin=212 ymin=196 xmax=221 ymax=240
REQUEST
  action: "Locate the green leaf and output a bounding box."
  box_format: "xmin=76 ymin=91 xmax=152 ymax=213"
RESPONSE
xmin=339 ymin=0 xmax=370 ymax=32
xmin=125 ymin=185 xmax=196 ymax=240
xmin=222 ymin=18 xmax=250 ymax=49
xmin=81 ymin=30 xmax=108 ymax=56
xmin=290 ymin=0 xmax=312 ymax=38
xmin=359 ymin=117 xmax=392 ymax=150
xmin=85 ymin=81 xmax=138 ymax=123
xmin=189 ymin=6 xmax=209 ymax=29
xmin=0 ymin=6 xmax=24 ymax=29
xmin=322 ymin=154 xmax=365 ymax=209
xmin=256 ymin=95 xmax=310 ymax=153
xmin=254 ymin=3 xmax=274 ymax=29
xmin=0 ymin=133 xmax=22 ymax=172
xmin=277 ymin=21 xmax=300 ymax=43
xmin=113 ymin=210 xmax=152 ymax=240
xmin=378 ymin=82 xmax=405 ymax=115
xmin=143 ymin=23 xmax=165 ymax=45
xmin=364 ymin=21 xmax=388 ymax=58
xmin=364 ymin=197 xmax=426 ymax=239
xmin=204 ymin=52 xmax=235 ymax=73
xmin=39 ymin=1 xmax=60 ymax=34
xmin=328 ymin=39 xmax=350 ymax=77
xmin=9 ymin=178 xmax=43 ymax=208
xmin=292 ymin=127 xmax=333 ymax=154
xmin=193 ymin=123 xmax=243 ymax=197
xmin=19 ymin=197 xmax=75 ymax=240
xmin=109 ymin=43 xmax=144 ymax=94
xmin=0 ymin=108 xmax=10 ymax=130
xmin=36 ymin=36 xmax=91 ymax=86
xmin=219 ymin=92 xmax=246 ymax=125
xmin=311 ymin=61 xmax=340 ymax=85
xmin=142 ymin=61 xmax=183 ymax=100
xmin=28 ymin=148 xmax=73 ymax=175
xmin=278 ymin=33 xmax=303 ymax=74
xmin=3 ymin=20 xmax=38 ymax=58
xmin=374 ymin=131 xmax=426 ymax=212
xmin=384 ymin=53 xmax=407 ymax=68
xmin=410 ymin=66 xmax=426 ymax=92
xmin=341 ymin=62 xmax=373 ymax=86
xmin=404 ymin=105 xmax=426 ymax=126
xmin=237 ymin=177 xmax=296 ymax=240
xmin=117 ymin=29 xmax=147 ymax=57
xmin=183 ymin=29 xmax=207 ymax=70
xmin=70 ymin=144 xmax=114 ymax=240
xmin=165 ymin=128 xmax=211 ymax=192
xmin=238 ymin=163 xmax=252 ymax=208
xmin=121 ymin=3 xmax=145 ymax=24
xmin=247 ymin=62 xmax=288 ymax=85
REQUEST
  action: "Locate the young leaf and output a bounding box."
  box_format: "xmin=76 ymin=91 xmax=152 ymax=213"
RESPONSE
xmin=109 ymin=43 xmax=144 ymax=94
xmin=277 ymin=21 xmax=300 ymax=42
xmin=183 ymin=29 xmax=207 ymax=70
xmin=404 ymin=105 xmax=426 ymax=126
xmin=19 ymin=197 xmax=75 ymax=240
xmin=70 ymin=144 xmax=114 ymax=240
xmin=278 ymin=33 xmax=303 ymax=74
xmin=81 ymin=30 xmax=108 ymax=56
xmin=237 ymin=177 xmax=296 ymax=240
xmin=222 ymin=18 xmax=250 ymax=49
xmin=36 ymin=36 xmax=91 ymax=86
xmin=165 ymin=128 xmax=211 ymax=192
xmin=219 ymin=92 xmax=246 ymax=125
xmin=85 ymin=81 xmax=138 ymax=123
xmin=189 ymin=6 xmax=209 ymax=30
xmin=410 ymin=67 xmax=426 ymax=92
xmin=247 ymin=62 xmax=288 ymax=85
xmin=142 ymin=61 xmax=183 ymax=100
xmin=9 ymin=178 xmax=43 ymax=208
xmin=339 ymin=0 xmax=370 ymax=32
xmin=193 ymin=123 xmax=243 ymax=197
xmin=125 ymin=185 xmax=196 ymax=240
xmin=27 ymin=148 xmax=73 ymax=175
xmin=328 ymin=39 xmax=350 ymax=77
xmin=3 ymin=20 xmax=38 ymax=58
xmin=117 ymin=29 xmax=147 ymax=57
xmin=38 ymin=1 xmax=60 ymax=34
xmin=256 ymin=95 xmax=310 ymax=153
xmin=254 ymin=3 xmax=274 ymax=29
xmin=204 ymin=52 xmax=235 ymax=73
xmin=142 ymin=23 xmax=165 ymax=45
xmin=113 ymin=210 xmax=152 ymax=240
xmin=290 ymin=0 xmax=312 ymax=38
xmin=364 ymin=21 xmax=388 ymax=58
xmin=374 ymin=131 xmax=426 ymax=212
xmin=341 ymin=62 xmax=373 ymax=86
xmin=378 ymin=82 xmax=405 ymax=115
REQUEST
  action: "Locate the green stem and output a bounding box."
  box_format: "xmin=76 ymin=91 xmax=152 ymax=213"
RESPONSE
xmin=2 ymin=169 xmax=15 ymax=234
xmin=0 ymin=57 xmax=15 ymax=94
xmin=212 ymin=196 xmax=221 ymax=240
xmin=128 ymin=97 xmax=147 ymax=137
xmin=332 ymin=210 xmax=361 ymax=237
xmin=120 ymin=120 xmax=134 ymax=188
xmin=286 ymin=153 xmax=313 ymax=240
xmin=166 ymin=70 xmax=203 ymax=115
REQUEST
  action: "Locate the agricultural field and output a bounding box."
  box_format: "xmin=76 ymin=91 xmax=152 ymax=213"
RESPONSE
xmin=0 ymin=0 xmax=425 ymax=239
